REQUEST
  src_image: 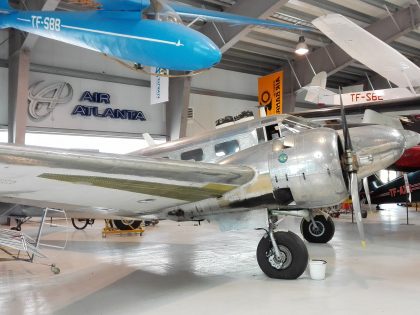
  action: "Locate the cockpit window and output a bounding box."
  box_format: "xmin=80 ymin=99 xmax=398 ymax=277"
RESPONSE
xmin=181 ymin=148 xmax=203 ymax=161
xmin=215 ymin=140 xmax=240 ymax=157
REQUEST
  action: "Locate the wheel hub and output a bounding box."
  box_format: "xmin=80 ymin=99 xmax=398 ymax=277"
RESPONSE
xmin=121 ymin=219 xmax=135 ymax=225
xmin=309 ymin=221 xmax=325 ymax=237
xmin=267 ymin=245 xmax=292 ymax=270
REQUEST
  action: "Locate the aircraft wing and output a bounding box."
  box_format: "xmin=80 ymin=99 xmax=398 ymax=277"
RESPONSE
xmin=93 ymin=0 xmax=310 ymax=30
xmin=0 ymin=144 xmax=255 ymax=219
xmin=169 ymin=2 xmax=310 ymax=31
xmin=313 ymin=14 xmax=420 ymax=88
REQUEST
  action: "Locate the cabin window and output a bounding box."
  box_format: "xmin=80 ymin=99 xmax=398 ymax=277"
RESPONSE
xmin=215 ymin=140 xmax=240 ymax=157
xmin=265 ymin=124 xmax=281 ymax=141
xmin=181 ymin=148 xmax=204 ymax=161
xmin=256 ymin=127 xmax=266 ymax=143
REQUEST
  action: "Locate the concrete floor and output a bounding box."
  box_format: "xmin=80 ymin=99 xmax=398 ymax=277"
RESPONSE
xmin=1 ymin=204 xmax=420 ymax=315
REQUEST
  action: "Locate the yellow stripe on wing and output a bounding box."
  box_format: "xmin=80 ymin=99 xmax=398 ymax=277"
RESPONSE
xmin=39 ymin=173 xmax=237 ymax=202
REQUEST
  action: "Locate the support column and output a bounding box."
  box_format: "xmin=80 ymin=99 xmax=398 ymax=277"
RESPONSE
xmin=8 ymin=29 xmax=30 ymax=145
xmin=166 ymin=77 xmax=192 ymax=141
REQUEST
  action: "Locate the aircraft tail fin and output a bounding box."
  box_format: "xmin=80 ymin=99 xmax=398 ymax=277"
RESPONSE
xmin=308 ymin=71 xmax=327 ymax=88
xmin=366 ymin=174 xmax=383 ymax=192
xmin=300 ymin=72 xmax=336 ymax=104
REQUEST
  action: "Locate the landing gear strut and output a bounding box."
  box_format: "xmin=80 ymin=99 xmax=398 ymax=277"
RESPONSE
xmin=300 ymin=215 xmax=335 ymax=243
xmin=256 ymin=215 xmax=308 ymax=279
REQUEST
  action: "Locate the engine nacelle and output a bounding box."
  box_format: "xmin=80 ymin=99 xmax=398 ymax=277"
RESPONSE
xmin=269 ymin=128 xmax=348 ymax=208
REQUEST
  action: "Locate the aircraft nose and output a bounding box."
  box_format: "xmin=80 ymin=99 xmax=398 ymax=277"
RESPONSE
xmin=400 ymin=129 xmax=420 ymax=149
xmin=190 ymin=35 xmax=221 ymax=70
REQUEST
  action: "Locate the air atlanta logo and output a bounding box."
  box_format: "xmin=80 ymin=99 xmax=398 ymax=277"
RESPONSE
xmin=28 ymin=81 xmax=73 ymax=121
xmin=27 ymin=81 xmax=147 ymax=122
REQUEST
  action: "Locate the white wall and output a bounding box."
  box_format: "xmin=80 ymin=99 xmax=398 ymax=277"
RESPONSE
xmin=192 ymin=68 xmax=259 ymax=96
xmin=187 ymin=94 xmax=257 ymax=137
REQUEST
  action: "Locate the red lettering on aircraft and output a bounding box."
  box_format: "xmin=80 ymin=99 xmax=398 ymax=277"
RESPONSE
xmin=350 ymin=93 xmax=384 ymax=103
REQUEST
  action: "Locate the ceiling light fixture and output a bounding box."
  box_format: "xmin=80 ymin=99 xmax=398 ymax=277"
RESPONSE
xmin=295 ymin=36 xmax=309 ymax=55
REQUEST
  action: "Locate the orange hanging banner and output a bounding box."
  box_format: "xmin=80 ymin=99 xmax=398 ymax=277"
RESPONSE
xmin=258 ymin=71 xmax=283 ymax=116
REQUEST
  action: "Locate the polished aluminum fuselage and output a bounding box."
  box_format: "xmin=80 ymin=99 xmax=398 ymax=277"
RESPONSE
xmin=0 ymin=114 xmax=418 ymax=222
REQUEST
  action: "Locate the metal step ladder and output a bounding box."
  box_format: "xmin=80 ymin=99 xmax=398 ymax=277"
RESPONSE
xmin=0 ymin=208 xmax=68 ymax=274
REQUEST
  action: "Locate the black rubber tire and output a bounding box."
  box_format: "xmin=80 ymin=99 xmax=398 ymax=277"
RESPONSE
xmin=361 ymin=211 xmax=368 ymax=219
xmin=300 ymin=215 xmax=335 ymax=243
xmin=256 ymin=231 xmax=308 ymax=279
xmin=71 ymin=218 xmax=89 ymax=230
xmin=112 ymin=219 xmax=141 ymax=230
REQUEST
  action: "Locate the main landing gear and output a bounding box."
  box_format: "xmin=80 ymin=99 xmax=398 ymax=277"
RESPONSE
xmin=300 ymin=214 xmax=335 ymax=243
xmin=256 ymin=215 xmax=308 ymax=279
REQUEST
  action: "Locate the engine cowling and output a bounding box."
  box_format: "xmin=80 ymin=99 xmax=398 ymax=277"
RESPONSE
xmin=269 ymin=128 xmax=348 ymax=208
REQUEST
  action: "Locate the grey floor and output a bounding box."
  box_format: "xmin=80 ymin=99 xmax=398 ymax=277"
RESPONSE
xmin=1 ymin=204 xmax=420 ymax=315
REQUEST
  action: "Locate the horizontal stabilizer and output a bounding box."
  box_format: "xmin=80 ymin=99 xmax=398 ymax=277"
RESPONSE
xmin=313 ymin=14 xmax=420 ymax=89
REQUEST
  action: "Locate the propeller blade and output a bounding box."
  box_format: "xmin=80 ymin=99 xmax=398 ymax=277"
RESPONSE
xmin=339 ymin=88 xmax=353 ymax=151
xmin=351 ymin=173 xmax=366 ymax=247
xmin=362 ymin=177 xmax=372 ymax=212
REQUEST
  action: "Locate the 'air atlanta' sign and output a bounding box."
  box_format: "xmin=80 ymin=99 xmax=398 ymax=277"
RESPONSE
xmin=72 ymin=91 xmax=146 ymax=121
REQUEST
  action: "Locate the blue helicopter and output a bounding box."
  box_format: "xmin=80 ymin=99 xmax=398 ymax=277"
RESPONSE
xmin=0 ymin=0 xmax=310 ymax=72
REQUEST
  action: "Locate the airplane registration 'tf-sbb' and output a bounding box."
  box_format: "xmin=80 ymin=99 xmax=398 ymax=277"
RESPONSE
xmin=0 ymin=0 xmax=309 ymax=71
xmin=0 ymin=113 xmax=419 ymax=279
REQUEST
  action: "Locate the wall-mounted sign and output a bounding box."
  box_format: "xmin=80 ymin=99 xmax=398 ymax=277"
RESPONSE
xmin=258 ymin=71 xmax=283 ymax=117
xmin=72 ymin=91 xmax=146 ymax=121
xmin=26 ymin=72 xmax=165 ymax=135
xmin=28 ymin=81 xmax=73 ymax=121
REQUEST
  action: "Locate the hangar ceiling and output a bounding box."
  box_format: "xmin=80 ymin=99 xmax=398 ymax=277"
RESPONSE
xmin=193 ymin=0 xmax=420 ymax=90
xmin=11 ymin=0 xmax=420 ymax=91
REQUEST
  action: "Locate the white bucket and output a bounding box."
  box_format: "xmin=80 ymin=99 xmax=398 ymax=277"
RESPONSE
xmin=309 ymin=259 xmax=327 ymax=280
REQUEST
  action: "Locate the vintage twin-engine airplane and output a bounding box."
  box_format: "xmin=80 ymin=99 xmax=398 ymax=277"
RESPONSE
xmin=0 ymin=0 xmax=308 ymax=71
xmin=0 ymin=113 xmax=418 ymax=279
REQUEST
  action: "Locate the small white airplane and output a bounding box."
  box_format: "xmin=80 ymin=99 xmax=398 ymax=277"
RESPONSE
xmin=299 ymin=14 xmax=420 ymax=106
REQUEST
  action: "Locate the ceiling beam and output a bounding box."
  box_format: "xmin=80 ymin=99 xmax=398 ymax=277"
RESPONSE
xmin=199 ymin=0 xmax=290 ymax=53
xmin=286 ymin=4 xmax=420 ymax=92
